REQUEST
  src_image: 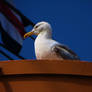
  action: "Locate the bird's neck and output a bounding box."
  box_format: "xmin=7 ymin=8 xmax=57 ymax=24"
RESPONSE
xmin=37 ymin=30 xmax=52 ymax=39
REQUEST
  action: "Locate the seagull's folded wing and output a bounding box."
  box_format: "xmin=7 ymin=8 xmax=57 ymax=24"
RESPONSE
xmin=51 ymin=44 xmax=80 ymax=60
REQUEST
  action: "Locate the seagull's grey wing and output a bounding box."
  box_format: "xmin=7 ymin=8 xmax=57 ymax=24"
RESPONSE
xmin=52 ymin=44 xmax=80 ymax=60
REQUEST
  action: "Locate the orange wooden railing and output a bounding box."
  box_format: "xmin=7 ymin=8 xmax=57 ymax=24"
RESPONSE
xmin=0 ymin=60 xmax=92 ymax=92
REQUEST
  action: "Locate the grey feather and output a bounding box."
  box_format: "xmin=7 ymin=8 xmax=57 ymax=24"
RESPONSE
xmin=52 ymin=44 xmax=80 ymax=60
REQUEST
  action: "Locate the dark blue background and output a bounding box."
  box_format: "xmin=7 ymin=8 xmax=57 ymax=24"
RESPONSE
xmin=0 ymin=0 xmax=92 ymax=61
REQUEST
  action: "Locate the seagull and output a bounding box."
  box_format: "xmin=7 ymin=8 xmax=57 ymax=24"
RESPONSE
xmin=24 ymin=21 xmax=79 ymax=60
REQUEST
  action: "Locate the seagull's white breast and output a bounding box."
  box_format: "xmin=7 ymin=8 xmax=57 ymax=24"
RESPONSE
xmin=34 ymin=36 xmax=63 ymax=60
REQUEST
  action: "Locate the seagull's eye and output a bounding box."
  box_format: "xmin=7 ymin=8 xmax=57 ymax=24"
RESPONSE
xmin=35 ymin=25 xmax=39 ymax=29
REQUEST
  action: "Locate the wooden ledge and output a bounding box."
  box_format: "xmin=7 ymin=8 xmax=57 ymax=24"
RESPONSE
xmin=0 ymin=60 xmax=92 ymax=77
xmin=0 ymin=60 xmax=92 ymax=92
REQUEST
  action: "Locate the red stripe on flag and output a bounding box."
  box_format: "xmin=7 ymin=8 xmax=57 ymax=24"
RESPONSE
xmin=0 ymin=0 xmax=25 ymax=37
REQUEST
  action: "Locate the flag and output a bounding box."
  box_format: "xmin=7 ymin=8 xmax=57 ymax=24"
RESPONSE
xmin=0 ymin=0 xmax=34 ymax=54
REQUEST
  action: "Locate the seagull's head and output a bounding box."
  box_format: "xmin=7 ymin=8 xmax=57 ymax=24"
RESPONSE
xmin=24 ymin=21 xmax=52 ymax=39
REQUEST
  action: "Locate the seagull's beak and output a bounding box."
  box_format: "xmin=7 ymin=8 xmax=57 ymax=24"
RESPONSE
xmin=24 ymin=29 xmax=35 ymax=39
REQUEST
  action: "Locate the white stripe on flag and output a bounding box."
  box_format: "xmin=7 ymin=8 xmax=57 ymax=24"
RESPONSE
xmin=0 ymin=0 xmax=23 ymax=45
xmin=0 ymin=13 xmax=23 ymax=45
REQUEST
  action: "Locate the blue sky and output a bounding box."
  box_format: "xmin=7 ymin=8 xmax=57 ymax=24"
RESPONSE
xmin=0 ymin=0 xmax=92 ymax=61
